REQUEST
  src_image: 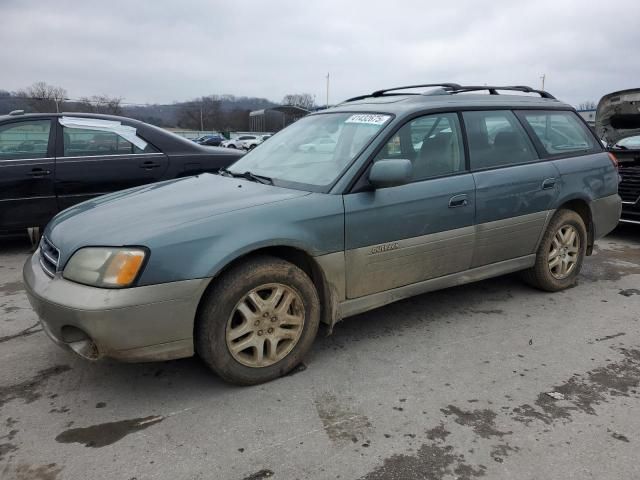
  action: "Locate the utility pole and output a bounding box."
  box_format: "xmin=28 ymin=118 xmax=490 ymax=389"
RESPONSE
xmin=326 ymin=72 xmax=330 ymax=108
xmin=540 ymin=73 xmax=546 ymax=90
xmin=200 ymin=104 xmax=204 ymax=131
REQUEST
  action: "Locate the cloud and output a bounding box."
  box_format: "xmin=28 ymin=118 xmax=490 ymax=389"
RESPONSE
xmin=1 ymin=0 xmax=638 ymax=106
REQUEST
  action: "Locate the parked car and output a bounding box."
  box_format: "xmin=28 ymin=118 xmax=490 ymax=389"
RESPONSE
xmin=195 ymin=134 xmax=226 ymax=147
xmin=0 ymin=112 xmax=244 ymax=238
xmin=299 ymin=136 xmax=336 ymax=153
xmin=595 ymin=88 xmax=640 ymax=225
xmin=242 ymin=135 xmax=272 ymax=150
xmin=221 ymin=135 xmax=258 ymax=149
xmin=24 ymin=84 xmax=621 ymax=385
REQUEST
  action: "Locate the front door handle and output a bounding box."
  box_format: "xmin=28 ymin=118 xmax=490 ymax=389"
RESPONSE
xmin=542 ymin=178 xmax=557 ymax=190
xmin=28 ymin=168 xmax=51 ymax=177
xmin=448 ymin=194 xmax=469 ymax=208
xmin=140 ymin=161 xmax=161 ymax=169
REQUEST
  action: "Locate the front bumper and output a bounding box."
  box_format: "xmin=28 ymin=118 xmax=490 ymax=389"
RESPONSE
xmin=23 ymin=252 xmax=210 ymax=362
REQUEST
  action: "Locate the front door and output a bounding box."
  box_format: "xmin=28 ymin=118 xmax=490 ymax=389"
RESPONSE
xmin=0 ymin=118 xmax=57 ymax=231
xmin=462 ymin=110 xmax=560 ymax=267
xmin=54 ymin=117 xmax=169 ymax=210
xmin=344 ymin=112 xmax=475 ymax=299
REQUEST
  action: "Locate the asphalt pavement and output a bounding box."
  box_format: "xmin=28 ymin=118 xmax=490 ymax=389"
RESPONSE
xmin=0 ymin=227 xmax=639 ymax=480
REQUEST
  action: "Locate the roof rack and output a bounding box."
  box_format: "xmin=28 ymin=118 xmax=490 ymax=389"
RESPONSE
xmin=448 ymin=85 xmax=556 ymax=99
xmin=344 ymin=83 xmax=461 ymax=103
xmin=342 ymin=83 xmax=555 ymax=103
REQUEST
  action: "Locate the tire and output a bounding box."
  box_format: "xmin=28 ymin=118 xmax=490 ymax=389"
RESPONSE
xmin=521 ymin=209 xmax=587 ymax=292
xmin=27 ymin=226 xmax=43 ymax=251
xmin=196 ymin=255 xmax=320 ymax=385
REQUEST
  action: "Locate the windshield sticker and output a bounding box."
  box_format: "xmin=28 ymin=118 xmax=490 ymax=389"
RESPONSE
xmin=345 ymin=114 xmax=391 ymax=125
xmin=59 ymin=116 xmax=148 ymax=150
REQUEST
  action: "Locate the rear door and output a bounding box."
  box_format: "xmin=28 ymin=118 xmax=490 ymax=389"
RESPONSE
xmin=0 ymin=118 xmax=57 ymax=231
xmin=344 ymin=112 xmax=475 ymax=298
xmin=54 ymin=117 xmax=169 ymax=210
xmin=462 ymin=110 xmax=559 ymax=267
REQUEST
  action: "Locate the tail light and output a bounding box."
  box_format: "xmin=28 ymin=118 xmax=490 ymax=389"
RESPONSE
xmin=608 ymin=152 xmax=619 ymax=170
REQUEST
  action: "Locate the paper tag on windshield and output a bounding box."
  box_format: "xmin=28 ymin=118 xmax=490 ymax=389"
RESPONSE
xmin=345 ymin=114 xmax=390 ymax=125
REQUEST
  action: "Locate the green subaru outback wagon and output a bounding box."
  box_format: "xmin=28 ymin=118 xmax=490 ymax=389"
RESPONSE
xmin=24 ymin=84 xmax=621 ymax=385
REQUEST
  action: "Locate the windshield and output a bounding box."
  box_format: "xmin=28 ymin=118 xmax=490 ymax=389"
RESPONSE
xmin=615 ymin=135 xmax=640 ymax=149
xmin=228 ymin=112 xmax=391 ymax=189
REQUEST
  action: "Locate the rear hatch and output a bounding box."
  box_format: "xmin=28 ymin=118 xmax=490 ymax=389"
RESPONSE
xmin=596 ymin=89 xmax=640 ymax=206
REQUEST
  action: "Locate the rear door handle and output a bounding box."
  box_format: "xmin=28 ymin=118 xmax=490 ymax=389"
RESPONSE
xmin=28 ymin=168 xmax=51 ymax=177
xmin=448 ymin=194 xmax=469 ymax=208
xmin=140 ymin=161 xmax=161 ymax=169
xmin=542 ymin=178 xmax=557 ymax=190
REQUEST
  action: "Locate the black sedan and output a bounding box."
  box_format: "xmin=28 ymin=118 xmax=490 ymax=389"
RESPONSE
xmin=0 ymin=112 xmax=244 ymax=237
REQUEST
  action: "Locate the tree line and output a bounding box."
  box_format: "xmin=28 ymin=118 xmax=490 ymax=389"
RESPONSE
xmin=0 ymin=82 xmax=317 ymax=131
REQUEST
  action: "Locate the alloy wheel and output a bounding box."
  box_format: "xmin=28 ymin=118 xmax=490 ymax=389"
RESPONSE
xmin=548 ymin=224 xmax=580 ymax=279
xmin=225 ymin=283 xmax=305 ymax=368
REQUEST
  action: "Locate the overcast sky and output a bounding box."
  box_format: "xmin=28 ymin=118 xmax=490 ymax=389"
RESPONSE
xmin=2 ymin=0 xmax=638 ymax=107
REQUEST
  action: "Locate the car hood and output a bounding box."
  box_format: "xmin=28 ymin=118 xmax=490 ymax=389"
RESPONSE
xmin=595 ymin=88 xmax=640 ymax=146
xmin=47 ymin=174 xmax=309 ymax=255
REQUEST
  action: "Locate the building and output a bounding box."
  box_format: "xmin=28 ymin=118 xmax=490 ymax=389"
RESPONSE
xmin=577 ymin=109 xmax=596 ymax=127
xmin=249 ymin=105 xmax=309 ymax=133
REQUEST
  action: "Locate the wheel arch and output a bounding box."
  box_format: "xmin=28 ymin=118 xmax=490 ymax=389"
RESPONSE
xmin=555 ymin=197 xmax=595 ymax=255
xmin=194 ymin=245 xmax=337 ymax=341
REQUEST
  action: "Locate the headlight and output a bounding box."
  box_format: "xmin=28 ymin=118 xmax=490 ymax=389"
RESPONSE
xmin=63 ymin=247 xmax=147 ymax=288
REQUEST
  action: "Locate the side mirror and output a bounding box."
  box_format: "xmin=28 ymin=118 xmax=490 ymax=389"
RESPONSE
xmin=369 ymin=159 xmax=412 ymax=189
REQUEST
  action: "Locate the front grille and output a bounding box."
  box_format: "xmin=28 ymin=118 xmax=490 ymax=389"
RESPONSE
xmin=39 ymin=236 xmax=60 ymax=278
xmin=618 ymin=164 xmax=640 ymax=204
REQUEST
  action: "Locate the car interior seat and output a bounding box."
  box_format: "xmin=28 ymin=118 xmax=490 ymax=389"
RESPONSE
xmin=417 ymin=132 xmax=454 ymax=178
xmin=493 ymin=130 xmax=530 ymax=163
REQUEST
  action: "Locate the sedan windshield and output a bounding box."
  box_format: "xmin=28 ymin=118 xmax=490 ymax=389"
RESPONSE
xmin=228 ymin=112 xmax=391 ymax=189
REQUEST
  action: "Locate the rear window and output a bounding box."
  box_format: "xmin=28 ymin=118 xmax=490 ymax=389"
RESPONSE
xmin=516 ymin=111 xmax=598 ymax=156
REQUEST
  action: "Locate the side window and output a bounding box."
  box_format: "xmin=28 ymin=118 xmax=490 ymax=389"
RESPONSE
xmin=517 ymin=110 xmax=597 ymax=156
xmin=0 ymin=120 xmax=51 ymax=160
xmin=462 ymin=110 xmax=537 ymax=169
xmin=62 ymin=127 xmax=158 ymax=157
xmin=374 ymin=112 xmax=465 ymax=181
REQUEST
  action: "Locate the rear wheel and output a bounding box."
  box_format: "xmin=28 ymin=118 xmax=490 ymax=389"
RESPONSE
xmin=522 ymin=209 xmax=587 ymax=291
xmin=196 ymin=256 xmax=320 ymax=385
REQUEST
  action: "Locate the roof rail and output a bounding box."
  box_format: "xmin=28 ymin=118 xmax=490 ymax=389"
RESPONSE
xmin=371 ymin=83 xmax=462 ymax=97
xmin=343 ymin=83 xmax=462 ymax=103
xmin=448 ymin=85 xmax=556 ymax=99
xmin=342 ymin=83 xmax=556 ymax=103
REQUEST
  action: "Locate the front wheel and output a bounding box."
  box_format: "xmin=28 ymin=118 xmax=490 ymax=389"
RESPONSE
xmin=521 ymin=209 xmax=587 ymax=291
xmin=196 ymin=256 xmax=320 ymax=385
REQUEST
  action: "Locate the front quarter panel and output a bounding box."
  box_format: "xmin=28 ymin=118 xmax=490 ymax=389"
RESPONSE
xmin=136 ymin=193 xmax=345 ymax=286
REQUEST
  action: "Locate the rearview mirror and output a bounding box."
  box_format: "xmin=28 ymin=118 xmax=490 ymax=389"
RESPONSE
xmin=369 ymin=159 xmax=412 ymax=189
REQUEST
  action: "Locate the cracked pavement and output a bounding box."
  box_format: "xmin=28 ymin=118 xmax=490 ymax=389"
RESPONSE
xmin=0 ymin=227 xmax=639 ymax=480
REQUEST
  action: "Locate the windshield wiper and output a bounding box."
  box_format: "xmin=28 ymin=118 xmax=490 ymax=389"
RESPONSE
xmin=218 ymin=168 xmax=273 ymax=185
